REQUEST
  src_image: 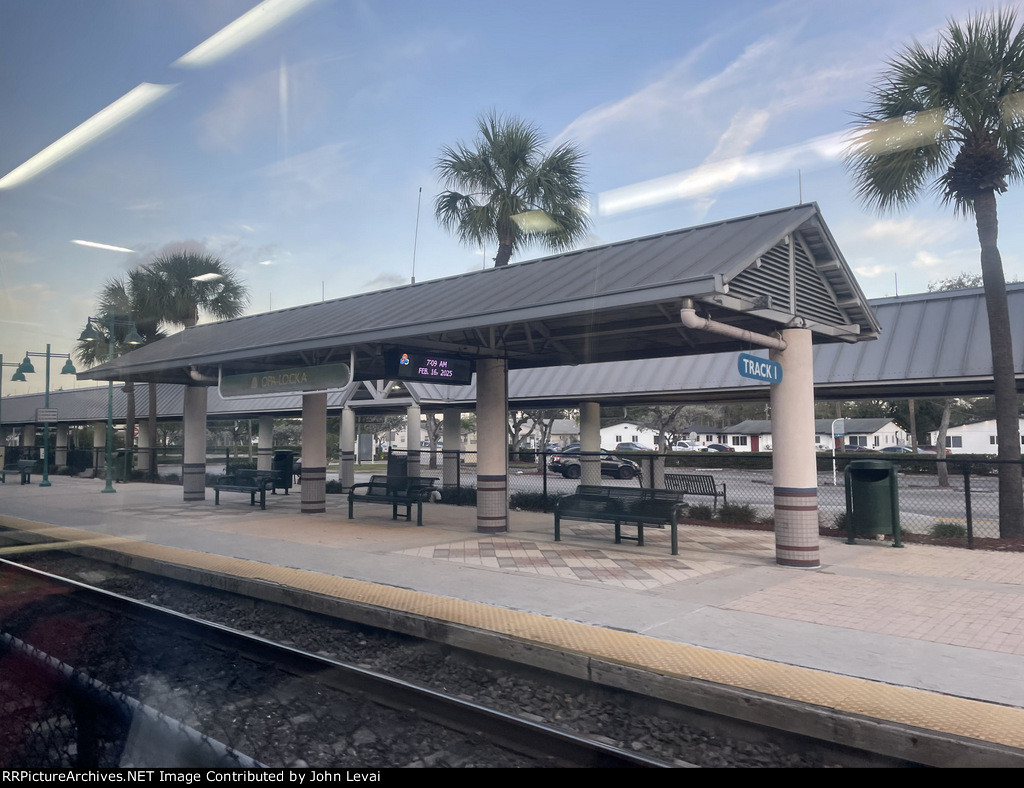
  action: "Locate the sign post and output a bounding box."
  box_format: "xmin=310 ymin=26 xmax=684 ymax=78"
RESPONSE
xmin=831 ymin=418 xmax=845 ymax=486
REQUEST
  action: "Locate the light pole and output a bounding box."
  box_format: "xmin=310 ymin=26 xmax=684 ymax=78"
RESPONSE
xmin=0 ymin=354 xmax=27 ymax=465
xmin=79 ymin=314 xmax=143 ymax=493
xmin=12 ymin=346 xmax=77 ymax=487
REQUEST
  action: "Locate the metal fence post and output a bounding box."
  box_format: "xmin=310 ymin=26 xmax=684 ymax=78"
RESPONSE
xmin=963 ymin=463 xmax=973 ymax=549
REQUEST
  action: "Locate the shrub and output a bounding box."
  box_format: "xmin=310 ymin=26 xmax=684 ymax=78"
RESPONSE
xmin=931 ymin=520 xmax=967 ymax=539
xmin=718 ymin=503 xmax=758 ymax=524
xmin=325 ymin=480 xmax=344 ymax=494
xmin=509 ymin=492 xmax=565 ymax=511
xmin=439 ymin=486 xmax=477 ymax=506
xmin=830 ymin=511 xmax=850 ymax=531
xmin=686 ymin=504 xmax=714 ymax=522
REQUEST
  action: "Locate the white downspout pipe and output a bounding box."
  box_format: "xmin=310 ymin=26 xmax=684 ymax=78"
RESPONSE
xmin=679 ymin=298 xmax=788 ymax=351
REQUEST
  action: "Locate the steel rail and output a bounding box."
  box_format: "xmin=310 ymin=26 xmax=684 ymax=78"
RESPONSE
xmin=0 ymin=559 xmax=673 ymax=768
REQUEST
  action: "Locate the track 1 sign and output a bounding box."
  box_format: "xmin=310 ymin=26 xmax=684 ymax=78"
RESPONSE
xmin=737 ymin=353 xmax=782 ymax=384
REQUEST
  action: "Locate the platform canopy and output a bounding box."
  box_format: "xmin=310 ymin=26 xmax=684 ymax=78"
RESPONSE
xmin=79 ymin=203 xmax=879 ymax=388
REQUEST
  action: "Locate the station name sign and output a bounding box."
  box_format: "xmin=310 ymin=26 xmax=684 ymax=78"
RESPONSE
xmin=219 ymin=362 xmax=351 ymax=398
xmin=385 ymin=350 xmax=473 ymax=386
xmin=737 ymin=353 xmax=782 ymax=384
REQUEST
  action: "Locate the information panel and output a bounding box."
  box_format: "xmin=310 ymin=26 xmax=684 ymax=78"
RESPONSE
xmin=385 ymin=350 xmax=473 ymax=385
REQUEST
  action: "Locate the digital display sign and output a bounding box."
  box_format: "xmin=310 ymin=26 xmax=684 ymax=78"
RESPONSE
xmin=385 ymin=350 xmax=473 ymax=385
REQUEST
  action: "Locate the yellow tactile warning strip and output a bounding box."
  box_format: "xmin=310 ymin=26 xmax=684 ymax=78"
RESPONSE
xmin=3 ymin=516 xmax=1024 ymax=750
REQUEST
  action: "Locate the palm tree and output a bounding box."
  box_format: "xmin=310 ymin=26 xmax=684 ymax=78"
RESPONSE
xmin=147 ymin=251 xmax=250 ymax=327
xmin=79 ymin=253 xmax=249 ymax=475
xmin=435 ymin=112 xmax=590 ymax=267
xmin=846 ymin=11 xmax=1024 ymax=536
xmin=76 ymin=268 xmax=166 ymax=478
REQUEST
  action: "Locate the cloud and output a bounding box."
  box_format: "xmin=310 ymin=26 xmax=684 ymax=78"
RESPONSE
xmin=854 ymin=264 xmax=891 ymax=278
xmin=861 ymin=218 xmax=958 ymax=248
xmin=597 ymin=130 xmax=847 ymax=216
xmin=258 ymin=142 xmax=348 ymax=213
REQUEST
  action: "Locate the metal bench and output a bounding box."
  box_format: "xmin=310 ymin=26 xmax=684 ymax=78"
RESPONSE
xmin=554 ymin=484 xmax=686 ymax=555
xmin=6 ymin=460 xmax=37 ymax=485
xmin=664 ymin=473 xmax=726 ymax=509
xmin=213 ymin=469 xmax=276 ymax=510
xmin=348 ymin=475 xmax=437 ymax=526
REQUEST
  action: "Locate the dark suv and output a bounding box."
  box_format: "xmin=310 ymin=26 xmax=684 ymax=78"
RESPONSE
xmin=548 ymin=447 xmax=640 ymax=480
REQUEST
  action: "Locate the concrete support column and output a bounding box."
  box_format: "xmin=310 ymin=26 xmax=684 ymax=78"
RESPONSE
xmin=21 ymin=425 xmax=35 ymax=450
xmin=136 ymin=422 xmax=150 ymax=472
xmin=769 ymin=328 xmax=819 ymax=568
xmin=340 ymin=407 xmax=355 ymax=491
xmin=579 ymin=402 xmax=601 ymax=486
xmin=406 ymin=404 xmax=421 ymax=478
xmin=442 ymin=408 xmax=461 ymax=488
xmin=476 ymin=358 xmax=508 ymax=533
xmin=257 ymin=415 xmax=274 ymax=472
xmin=92 ymin=421 xmax=105 ymax=474
xmin=55 ymin=424 xmax=69 ymax=468
xmin=301 ymin=392 xmax=327 ymax=514
xmin=182 ymin=385 xmax=208 ymax=501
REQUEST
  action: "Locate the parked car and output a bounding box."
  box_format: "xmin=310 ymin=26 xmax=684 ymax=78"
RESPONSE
xmin=879 ymin=445 xmax=915 ymax=453
xmin=548 ymin=447 xmax=640 ymax=479
xmin=841 ymin=444 xmax=878 ymax=453
xmin=614 ymin=442 xmax=654 ymax=452
xmin=672 ymin=440 xmax=698 ymax=451
xmin=702 ymin=443 xmax=735 ymax=452
xmin=917 ymin=445 xmax=951 ymax=456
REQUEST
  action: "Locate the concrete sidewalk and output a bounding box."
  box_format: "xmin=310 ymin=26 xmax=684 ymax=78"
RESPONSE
xmin=2 ymin=475 xmax=1024 ymax=711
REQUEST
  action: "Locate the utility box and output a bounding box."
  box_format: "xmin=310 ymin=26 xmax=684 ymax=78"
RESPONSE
xmin=844 ymin=459 xmax=902 ymax=547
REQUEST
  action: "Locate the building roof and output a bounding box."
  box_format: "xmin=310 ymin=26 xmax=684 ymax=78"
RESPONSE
xmin=725 ymin=418 xmax=897 ymax=435
xmin=78 ymin=204 xmax=878 ymax=386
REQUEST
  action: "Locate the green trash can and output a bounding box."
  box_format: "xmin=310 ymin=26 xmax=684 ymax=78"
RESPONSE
xmin=844 ymin=459 xmax=902 ymax=547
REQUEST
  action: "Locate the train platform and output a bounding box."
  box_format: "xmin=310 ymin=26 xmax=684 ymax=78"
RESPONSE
xmin=2 ymin=475 xmax=1024 ymax=762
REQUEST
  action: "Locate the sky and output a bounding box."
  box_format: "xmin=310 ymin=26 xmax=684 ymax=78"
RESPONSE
xmin=2 ymin=0 xmax=1023 ymax=394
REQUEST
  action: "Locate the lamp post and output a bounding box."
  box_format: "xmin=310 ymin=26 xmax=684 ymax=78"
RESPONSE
xmin=12 ymin=346 xmax=77 ymax=487
xmin=79 ymin=314 xmax=143 ymax=493
xmin=0 ymin=354 xmax=27 ymax=465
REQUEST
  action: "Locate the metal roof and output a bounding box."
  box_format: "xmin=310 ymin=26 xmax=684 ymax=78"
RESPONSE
xmin=78 ymin=203 xmax=878 ymax=386
xmin=412 ymin=284 xmax=1024 ymax=406
xmin=7 ymin=285 xmax=1022 ymax=426
xmin=726 ymin=418 xmax=896 ymax=435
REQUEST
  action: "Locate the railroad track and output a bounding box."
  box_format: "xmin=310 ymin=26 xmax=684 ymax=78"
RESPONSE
xmin=0 ymin=559 xmax=670 ymax=768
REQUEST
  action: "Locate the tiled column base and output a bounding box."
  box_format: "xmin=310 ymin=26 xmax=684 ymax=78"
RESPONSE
xmin=340 ymin=452 xmax=354 ymax=491
xmin=774 ymin=486 xmax=819 ymax=568
xmin=301 ymin=467 xmax=326 ymax=514
xmin=183 ymin=462 xmax=206 ymax=501
xmin=477 ymin=474 xmax=508 ymax=534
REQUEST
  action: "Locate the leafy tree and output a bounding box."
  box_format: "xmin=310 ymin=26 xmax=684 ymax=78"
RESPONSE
xmin=846 ymin=11 xmax=1024 ymax=536
xmin=435 ymin=112 xmax=590 ymax=267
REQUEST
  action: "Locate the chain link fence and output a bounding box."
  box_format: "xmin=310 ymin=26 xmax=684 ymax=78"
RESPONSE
xmin=387 ymin=448 xmax=1022 ymax=548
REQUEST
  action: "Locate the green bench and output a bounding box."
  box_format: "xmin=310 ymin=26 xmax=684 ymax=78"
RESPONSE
xmin=213 ymin=469 xmax=276 ymax=510
xmin=554 ymin=484 xmax=687 ymax=555
xmin=664 ymin=473 xmax=726 ymax=509
xmin=348 ymin=475 xmax=437 ymax=526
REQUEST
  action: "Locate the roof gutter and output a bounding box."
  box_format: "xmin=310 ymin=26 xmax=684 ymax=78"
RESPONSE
xmin=680 ymin=298 xmax=788 ymax=351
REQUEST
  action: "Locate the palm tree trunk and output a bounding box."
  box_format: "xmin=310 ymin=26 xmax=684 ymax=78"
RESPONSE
xmin=975 ymin=190 xmax=1023 ymax=537
xmin=493 ymin=242 xmax=514 ymax=267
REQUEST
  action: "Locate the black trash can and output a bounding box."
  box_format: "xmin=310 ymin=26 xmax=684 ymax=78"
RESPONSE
xmin=387 ymin=451 xmax=408 ymax=478
xmin=844 ymin=459 xmax=902 ymax=547
xmin=272 ymin=450 xmax=295 ymax=495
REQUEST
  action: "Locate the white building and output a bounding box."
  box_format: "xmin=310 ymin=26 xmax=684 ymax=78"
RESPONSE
xmin=929 ymin=418 xmax=1024 ymax=454
xmin=725 ymin=418 xmax=908 ymax=452
xmin=599 ymin=422 xmax=659 ymax=450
